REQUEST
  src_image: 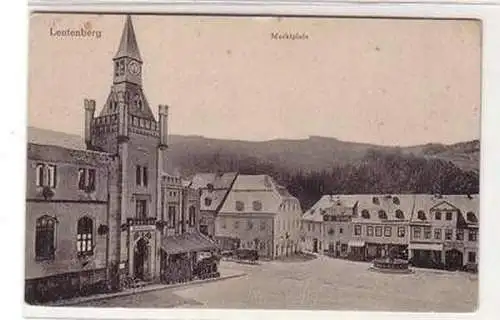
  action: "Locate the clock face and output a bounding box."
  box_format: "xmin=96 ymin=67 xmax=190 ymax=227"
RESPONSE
xmin=128 ymin=61 xmax=140 ymax=76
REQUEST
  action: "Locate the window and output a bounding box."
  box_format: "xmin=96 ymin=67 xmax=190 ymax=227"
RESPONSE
xmin=367 ymin=226 xmax=374 ymax=236
xmin=247 ymin=220 xmax=253 ymax=230
xmin=78 ymin=168 xmax=96 ymax=191
xmin=469 ymin=229 xmax=477 ymax=241
xmin=136 ymin=200 xmax=147 ymax=219
xmin=119 ymin=60 xmax=125 ymax=74
xmin=435 ymin=211 xmax=442 ymax=220
xmin=392 ymin=197 xmax=400 ymax=205
xmin=434 ymin=228 xmax=442 ymax=240
xmin=188 ymin=206 xmax=196 ymax=227
xmin=47 ymin=165 xmax=57 ymax=188
xmin=360 ymin=210 xmax=370 ymax=219
xmin=35 ymin=163 xmax=44 ymax=187
xmin=375 ymin=226 xmax=382 ymax=237
xmin=395 ymin=210 xmax=404 ymax=219
xmin=372 ymin=197 xmax=379 ymax=204
xmin=397 ymin=226 xmax=405 ymax=238
xmin=204 ymin=198 xmax=212 ymax=207
xmin=308 ymin=223 xmax=311 ymax=232
xmin=339 ymin=227 xmax=343 ymax=234
xmin=136 ymin=165 xmax=148 ymax=187
xmin=221 ymin=218 xmax=227 ymax=229
xmin=468 ymin=252 xmax=476 ymax=263
xmin=235 ymin=201 xmax=244 ymax=212
xmin=467 ymin=212 xmax=478 ymax=223
xmin=417 ymin=210 xmax=426 ymax=220
xmin=252 ymin=201 xmax=262 ymax=211
xmin=234 ymin=221 xmax=239 ymax=229
xmin=77 ymin=217 xmax=93 ymax=256
xmin=378 ymin=210 xmax=387 ymax=219
xmin=168 ymin=206 xmax=176 ymax=228
xmin=456 ymin=229 xmax=464 ymax=241
xmin=445 ymin=229 xmax=453 ymax=240
xmin=35 ymin=215 xmax=56 ymax=260
xmin=413 ymin=227 xmax=421 ymax=239
xmin=424 ymin=227 xmax=431 ymax=239
xmin=384 ymin=226 xmax=392 ymax=237
xmin=354 ymin=225 xmax=361 ymax=236
xmin=35 ymin=164 xmax=57 ymax=188
xmin=260 ymin=221 xmax=266 ymax=231
xmin=446 ymin=212 xmax=453 ymax=221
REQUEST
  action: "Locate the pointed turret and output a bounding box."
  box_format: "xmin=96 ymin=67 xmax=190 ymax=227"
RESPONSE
xmin=114 ymin=15 xmax=142 ymax=62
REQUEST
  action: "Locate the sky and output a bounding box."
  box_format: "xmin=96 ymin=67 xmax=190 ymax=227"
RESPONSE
xmin=28 ymin=14 xmax=481 ymax=146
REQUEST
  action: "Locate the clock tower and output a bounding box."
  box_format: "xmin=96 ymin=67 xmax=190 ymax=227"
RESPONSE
xmin=83 ymin=15 xmax=170 ymax=282
xmin=98 ymin=15 xmax=155 ymax=120
xmin=113 ymin=14 xmax=142 ymax=86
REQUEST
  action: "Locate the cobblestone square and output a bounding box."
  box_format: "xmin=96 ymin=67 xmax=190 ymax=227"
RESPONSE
xmin=75 ymin=256 xmax=477 ymax=312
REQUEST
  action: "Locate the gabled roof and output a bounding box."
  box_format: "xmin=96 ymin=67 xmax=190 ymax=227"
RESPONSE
xmin=190 ymin=172 xmax=238 ymax=212
xmin=219 ymin=174 xmax=297 ymax=215
xmin=231 ymin=174 xmax=275 ymax=191
xmin=114 ymin=15 xmax=142 ymax=62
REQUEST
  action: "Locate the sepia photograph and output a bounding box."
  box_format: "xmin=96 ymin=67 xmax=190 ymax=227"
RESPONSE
xmin=25 ymin=13 xmax=480 ymax=313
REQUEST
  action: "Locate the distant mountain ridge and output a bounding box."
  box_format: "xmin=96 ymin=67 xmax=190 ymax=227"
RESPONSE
xmin=28 ymin=127 xmax=479 ymax=210
xmin=27 ymin=126 xmax=480 ymax=174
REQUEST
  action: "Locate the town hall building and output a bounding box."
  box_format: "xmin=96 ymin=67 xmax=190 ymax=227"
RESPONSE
xmin=25 ymin=15 xmax=217 ymax=304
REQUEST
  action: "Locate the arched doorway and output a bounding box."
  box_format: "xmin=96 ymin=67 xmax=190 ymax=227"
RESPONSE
xmin=134 ymin=238 xmax=149 ymax=280
xmin=445 ymin=249 xmax=463 ymax=270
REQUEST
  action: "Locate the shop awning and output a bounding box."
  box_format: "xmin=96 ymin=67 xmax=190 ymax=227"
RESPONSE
xmin=161 ymin=232 xmax=218 ymax=255
xmin=348 ymin=240 xmax=366 ymax=247
xmin=409 ymin=243 xmax=443 ymax=251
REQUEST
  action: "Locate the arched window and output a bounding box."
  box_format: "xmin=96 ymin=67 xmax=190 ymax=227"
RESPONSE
xmin=395 ymin=209 xmax=404 ymax=219
xmin=35 ymin=163 xmax=44 ymax=187
xmin=378 ymin=210 xmax=387 ymax=219
xmin=35 ymin=215 xmax=56 ymax=260
xmin=188 ymin=206 xmax=196 ymax=227
xmin=77 ymin=217 xmax=93 ymax=256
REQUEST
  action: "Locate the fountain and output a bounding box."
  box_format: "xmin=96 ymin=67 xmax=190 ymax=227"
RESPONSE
xmin=370 ymin=247 xmax=413 ymax=274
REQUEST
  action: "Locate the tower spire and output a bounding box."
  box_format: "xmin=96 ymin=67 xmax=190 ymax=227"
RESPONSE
xmin=114 ymin=15 xmax=142 ymax=62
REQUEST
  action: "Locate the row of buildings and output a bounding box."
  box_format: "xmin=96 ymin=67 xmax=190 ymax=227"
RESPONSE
xmin=301 ymin=194 xmax=479 ymax=270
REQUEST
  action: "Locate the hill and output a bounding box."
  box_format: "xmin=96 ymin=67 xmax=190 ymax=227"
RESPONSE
xmin=27 ymin=127 xmax=479 ymax=209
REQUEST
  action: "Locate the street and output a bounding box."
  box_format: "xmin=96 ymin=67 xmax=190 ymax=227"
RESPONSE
xmin=74 ymin=255 xmax=478 ymax=312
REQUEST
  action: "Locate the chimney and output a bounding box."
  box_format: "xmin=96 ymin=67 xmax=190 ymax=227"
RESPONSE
xmin=158 ymin=104 xmax=169 ymax=148
xmin=84 ymin=99 xmax=96 ymax=149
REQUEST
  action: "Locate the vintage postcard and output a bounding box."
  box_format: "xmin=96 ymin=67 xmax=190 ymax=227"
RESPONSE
xmin=26 ymin=12 xmax=480 ymax=313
